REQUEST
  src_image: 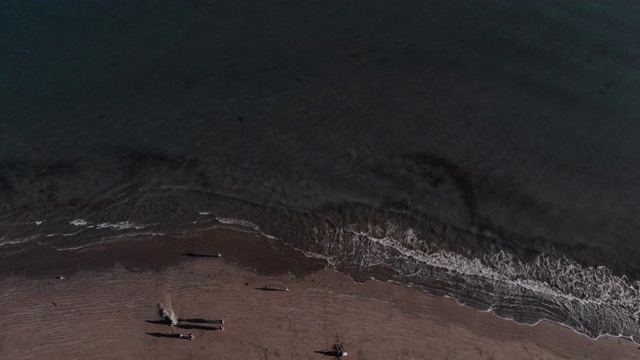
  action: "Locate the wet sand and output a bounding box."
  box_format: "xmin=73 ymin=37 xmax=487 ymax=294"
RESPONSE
xmin=1 ymin=228 xmax=638 ymax=359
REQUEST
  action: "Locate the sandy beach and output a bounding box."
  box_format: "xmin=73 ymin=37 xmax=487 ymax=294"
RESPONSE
xmin=1 ymin=228 xmax=638 ymax=360
xmin=3 ymin=1 xmax=640 ymax=359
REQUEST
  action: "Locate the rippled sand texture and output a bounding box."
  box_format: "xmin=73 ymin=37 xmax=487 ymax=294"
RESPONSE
xmin=1 ymin=258 xmax=638 ymax=359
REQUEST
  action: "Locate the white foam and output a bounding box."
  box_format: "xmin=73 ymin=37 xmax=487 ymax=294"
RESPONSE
xmin=34 ymin=221 xmax=43 ymax=225
xmin=69 ymin=219 xmax=88 ymax=226
xmin=215 ymin=217 xmax=276 ymax=240
xmin=107 ymin=232 xmax=165 ymax=239
xmin=216 ymin=217 xmax=260 ymax=230
xmin=37 ymin=231 xmax=165 ymax=251
xmin=304 ymin=220 xmax=640 ymax=343
xmin=95 ymin=221 xmax=146 ymax=230
xmin=45 ymin=231 xmax=81 ymax=237
xmin=39 ymin=242 xmax=98 ymax=251
xmin=0 ymin=236 xmax=38 ymax=247
xmin=198 ymin=211 xmax=211 ymax=215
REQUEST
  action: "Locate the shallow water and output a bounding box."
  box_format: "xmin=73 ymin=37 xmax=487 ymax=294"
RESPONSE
xmin=2 ymin=0 xmax=640 ymax=343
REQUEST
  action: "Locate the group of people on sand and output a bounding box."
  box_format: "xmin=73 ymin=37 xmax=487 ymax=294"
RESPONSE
xmin=155 ymin=252 xmax=347 ymax=354
xmin=157 ymin=302 xmax=224 ymax=342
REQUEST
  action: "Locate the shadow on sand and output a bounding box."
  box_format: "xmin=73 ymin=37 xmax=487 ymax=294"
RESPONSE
xmin=255 ymin=286 xmax=288 ymax=291
xmin=146 ymin=319 xmax=222 ymax=330
xmin=146 ymin=332 xmax=182 ymax=339
xmin=175 ymin=324 xmax=220 ymax=331
xmin=179 ymin=318 xmax=224 ymax=324
xmin=182 ymin=252 xmax=222 ymax=258
xmin=314 ymin=350 xmax=344 ymax=357
xmin=146 ymin=319 xmax=172 ymax=325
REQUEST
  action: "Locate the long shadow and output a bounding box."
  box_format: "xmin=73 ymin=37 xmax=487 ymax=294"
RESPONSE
xmin=147 ymin=319 xmax=222 ymax=329
xmin=179 ymin=318 xmax=223 ymax=324
xmin=176 ymin=324 xmax=219 ymax=331
xmin=146 ymin=332 xmax=181 ymax=339
xmin=255 ymin=286 xmax=288 ymax=291
xmin=314 ymin=350 xmax=342 ymax=357
xmin=182 ymin=252 xmax=222 ymax=258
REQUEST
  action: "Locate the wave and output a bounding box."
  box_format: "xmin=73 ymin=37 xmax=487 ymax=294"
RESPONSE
xmin=38 ymin=231 xmax=167 ymax=251
xmin=198 ymin=214 xmax=640 ymax=343
xmin=195 ymin=215 xmax=640 ymax=342
xmin=298 ymin=220 xmax=640 ymax=343
xmin=95 ymin=221 xmax=146 ymax=230
xmin=69 ymin=219 xmax=147 ymax=231
xmin=69 ymin=219 xmax=88 ymax=226
xmin=0 ymin=235 xmax=40 ymax=248
xmin=5 ymin=208 xmax=639 ymax=344
xmin=45 ymin=231 xmax=82 ymax=237
xmin=215 ymin=217 xmax=276 ymax=240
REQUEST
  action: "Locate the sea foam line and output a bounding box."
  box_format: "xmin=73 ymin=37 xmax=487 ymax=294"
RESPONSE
xmin=0 ymin=235 xmax=40 ymax=247
xmin=265 ymin=232 xmax=638 ymax=344
xmin=69 ymin=218 xmax=147 ymax=231
xmin=215 ymin=217 xmax=276 ymax=240
xmin=301 ymin=220 xmax=640 ymax=343
xmin=96 ymin=221 xmax=146 ymax=230
xmin=45 ymin=231 xmax=81 ymax=237
xmin=341 ymin=222 xmax=640 ymax=309
xmin=69 ymin=219 xmax=88 ymax=226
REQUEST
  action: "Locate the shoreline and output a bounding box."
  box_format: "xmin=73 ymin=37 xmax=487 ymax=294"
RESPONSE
xmin=0 ymin=225 xmax=327 ymax=279
xmin=2 ymin=228 xmax=639 ymax=359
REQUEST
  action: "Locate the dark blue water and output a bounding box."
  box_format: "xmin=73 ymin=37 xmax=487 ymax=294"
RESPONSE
xmin=2 ymin=0 xmax=640 ymax=342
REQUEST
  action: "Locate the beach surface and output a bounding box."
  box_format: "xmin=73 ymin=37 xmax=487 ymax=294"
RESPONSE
xmin=3 ymin=0 xmax=640 ymax=345
xmin=1 ymin=228 xmax=638 ymax=360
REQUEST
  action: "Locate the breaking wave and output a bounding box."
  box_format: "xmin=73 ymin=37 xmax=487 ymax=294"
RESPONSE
xmin=70 ymin=219 xmax=146 ymax=230
xmin=298 ymin=220 xmax=640 ymax=343
xmin=215 ymin=217 xmax=276 ymax=240
xmin=4 ymin=208 xmax=639 ymax=344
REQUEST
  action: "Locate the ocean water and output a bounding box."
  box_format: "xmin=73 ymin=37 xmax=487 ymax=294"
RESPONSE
xmin=2 ymin=0 xmax=640 ymax=343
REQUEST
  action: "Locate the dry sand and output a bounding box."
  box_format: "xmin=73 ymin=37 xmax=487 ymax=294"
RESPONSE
xmin=1 ymin=228 xmax=638 ymax=359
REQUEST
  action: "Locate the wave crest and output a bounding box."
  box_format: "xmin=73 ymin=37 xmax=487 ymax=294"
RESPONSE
xmin=305 ymin=220 xmax=640 ymax=342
